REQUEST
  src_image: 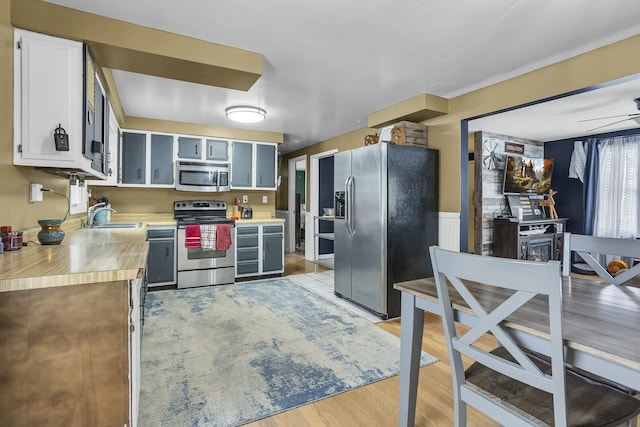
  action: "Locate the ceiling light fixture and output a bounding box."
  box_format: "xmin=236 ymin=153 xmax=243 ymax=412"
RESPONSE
xmin=225 ymin=106 xmax=266 ymax=123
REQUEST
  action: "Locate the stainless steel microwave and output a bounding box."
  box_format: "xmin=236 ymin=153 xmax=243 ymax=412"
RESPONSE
xmin=175 ymin=160 xmax=230 ymax=192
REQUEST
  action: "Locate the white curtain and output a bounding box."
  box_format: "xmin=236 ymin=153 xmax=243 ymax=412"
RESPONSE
xmin=592 ymin=135 xmax=640 ymax=239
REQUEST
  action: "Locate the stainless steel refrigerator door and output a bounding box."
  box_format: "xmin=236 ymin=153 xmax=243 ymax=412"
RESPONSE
xmin=351 ymin=144 xmax=386 ymax=314
xmin=333 ymin=151 xmax=352 ymax=298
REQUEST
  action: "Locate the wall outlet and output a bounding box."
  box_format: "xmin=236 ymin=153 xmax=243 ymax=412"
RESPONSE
xmin=262 ymin=195 xmax=268 ymax=204
xmin=30 ymin=183 xmax=43 ymax=202
xmin=242 ymin=195 xmax=248 ymax=203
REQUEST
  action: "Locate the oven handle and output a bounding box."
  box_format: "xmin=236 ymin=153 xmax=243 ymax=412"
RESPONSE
xmin=177 ymin=223 xmax=236 ymax=229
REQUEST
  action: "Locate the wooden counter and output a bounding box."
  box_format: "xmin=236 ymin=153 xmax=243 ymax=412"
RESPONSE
xmin=0 ymin=227 xmax=148 ymax=292
xmin=0 ymin=224 xmax=148 ymax=427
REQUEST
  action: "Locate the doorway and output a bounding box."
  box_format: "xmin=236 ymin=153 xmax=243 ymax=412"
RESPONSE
xmin=288 ymin=155 xmax=306 ymax=255
xmin=307 ymin=148 xmax=338 ymax=261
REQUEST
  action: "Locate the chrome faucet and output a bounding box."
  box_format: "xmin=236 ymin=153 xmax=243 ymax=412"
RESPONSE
xmin=87 ymin=203 xmax=117 ymax=226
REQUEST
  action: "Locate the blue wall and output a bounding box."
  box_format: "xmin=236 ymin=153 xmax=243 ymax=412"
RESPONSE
xmin=545 ymin=128 xmax=640 ymax=234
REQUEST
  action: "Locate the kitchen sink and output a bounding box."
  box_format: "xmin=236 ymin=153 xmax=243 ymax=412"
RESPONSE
xmin=85 ymin=222 xmax=143 ymax=229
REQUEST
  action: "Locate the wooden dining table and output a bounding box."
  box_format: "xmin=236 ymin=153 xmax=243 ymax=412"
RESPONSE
xmin=394 ymin=275 xmax=640 ymax=427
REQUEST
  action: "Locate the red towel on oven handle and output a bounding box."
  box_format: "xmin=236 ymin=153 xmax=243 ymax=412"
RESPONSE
xmin=216 ymin=224 xmax=232 ymax=251
xmin=185 ymin=224 xmax=201 ymax=248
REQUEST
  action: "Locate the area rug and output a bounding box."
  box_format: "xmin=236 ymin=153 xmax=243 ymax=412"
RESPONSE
xmin=138 ymin=277 xmax=437 ymax=426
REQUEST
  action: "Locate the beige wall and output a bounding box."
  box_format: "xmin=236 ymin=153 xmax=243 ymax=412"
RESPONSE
xmin=276 ymin=128 xmax=375 ymax=210
xmin=90 ymin=187 xmax=274 ymax=217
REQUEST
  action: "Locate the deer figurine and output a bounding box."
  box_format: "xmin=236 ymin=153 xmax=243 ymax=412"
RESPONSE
xmin=538 ymin=189 xmax=558 ymax=219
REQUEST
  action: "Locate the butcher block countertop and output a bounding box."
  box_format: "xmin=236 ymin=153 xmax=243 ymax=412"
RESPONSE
xmin=0 ymin=212 xmax=286 ymax=293
xmin=0 ymin=227 xmax=148 ymax=293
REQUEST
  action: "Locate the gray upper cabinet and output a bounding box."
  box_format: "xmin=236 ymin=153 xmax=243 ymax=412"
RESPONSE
xmin=256 ymin=143 xmax=276 ymax=188
xmin=177 ymin=136 xmax=201 ymax=159
xmin=206 ymin=139 xmax=229 ymax=161
xmin=232 ymin=141 xmax=253 ymax=188
xmin=231 ymin=141 xmax=277 ymax=190
xmin=121 ymin=131 xmax=146 ymax=184
xmin=150 ymin=134 xmax=174 ymax=185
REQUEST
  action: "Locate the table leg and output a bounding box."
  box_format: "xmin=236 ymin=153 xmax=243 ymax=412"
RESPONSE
xmin=399 ymin=292 xmax=425 ymax=427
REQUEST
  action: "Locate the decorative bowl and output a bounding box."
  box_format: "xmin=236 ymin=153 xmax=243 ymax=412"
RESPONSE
xmin=37 ymin=219 xmax=65 ymax=245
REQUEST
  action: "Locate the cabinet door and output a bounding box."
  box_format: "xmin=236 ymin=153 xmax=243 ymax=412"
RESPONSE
xmin=178 ymin=136 xmax=201 ymax=159
xmin=263 ymin=229 xmax=283 ymax=273
xmin=129 ymin=278 xmax=142 ymax=427
xmin=206 ymin=139 xmax=229 ymax=161
xmin=147 ymin=239 xmax=176 ymax=284
xmin=232 ymin=141 xmax=253 ymax=187
xmin=90 ymin=74 xmax=105 ymax=173
xmin=14 ymin=29 xmax=83 ymax=163
xmin=121 ymin=132 xmax=147 ymax=184
xmin=150 ymin=134 xmax=174 ymax=185
xmin=256 ymin=143 xmax=276 ymax=188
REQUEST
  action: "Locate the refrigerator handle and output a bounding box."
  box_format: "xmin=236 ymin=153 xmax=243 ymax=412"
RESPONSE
xmin=348 ymin=176 xmax=355 ymax=235
xmin=345 ymin=176 xmax=353 ymax=236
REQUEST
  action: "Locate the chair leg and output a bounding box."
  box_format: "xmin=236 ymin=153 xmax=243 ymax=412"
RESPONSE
xmin=453 ymin=400 xmax=467 ymax=427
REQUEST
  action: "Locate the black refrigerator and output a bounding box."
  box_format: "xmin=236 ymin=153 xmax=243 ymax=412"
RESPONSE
xmin=333 ymin=142 xmax=439 ymax=319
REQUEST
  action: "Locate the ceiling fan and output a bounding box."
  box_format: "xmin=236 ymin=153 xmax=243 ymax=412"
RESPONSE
xmin=579 ymin=97 xmax=640 ymax=133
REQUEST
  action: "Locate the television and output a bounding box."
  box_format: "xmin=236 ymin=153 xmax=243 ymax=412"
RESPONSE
xmin=502 ymin=155 xmax=554 ymax=195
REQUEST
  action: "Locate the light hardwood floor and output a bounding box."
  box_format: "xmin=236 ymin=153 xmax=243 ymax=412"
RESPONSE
xmin=246 ymin=253 xmax=500 ymax=427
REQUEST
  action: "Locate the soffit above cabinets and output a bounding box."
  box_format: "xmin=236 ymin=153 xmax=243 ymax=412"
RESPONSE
xmin=368 ymin=94 xmax=449 ymax=129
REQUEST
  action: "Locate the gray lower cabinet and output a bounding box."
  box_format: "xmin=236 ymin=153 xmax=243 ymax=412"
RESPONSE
xmin=263 ymin=225 xmax=284 ymax=273
xmin=121 ymin=131 xmax=146 ymax=184
xmin=146 ymin=226 xmax=177 ymax=287
xmin=235 ymin=223 xmax=284 ymax=277
xmin=236 ymin=226 xmax=259 ymax=276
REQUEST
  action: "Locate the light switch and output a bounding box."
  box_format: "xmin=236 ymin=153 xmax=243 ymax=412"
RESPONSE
xmin=262 ymin=195 xmax=268 ymax=204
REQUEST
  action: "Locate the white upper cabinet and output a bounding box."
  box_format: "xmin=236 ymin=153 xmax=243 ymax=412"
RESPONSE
xmin=13 ymin=28 xmax=105 ymax=179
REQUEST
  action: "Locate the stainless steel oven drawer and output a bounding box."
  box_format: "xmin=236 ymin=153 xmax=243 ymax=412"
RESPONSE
xmin=237 ymin=260 xmax=259 ymax=275
xmin=237 ymin=235 xmax=259 ymax=248
xmin=237 ymin=247 xmax=258 ymax=262
xmin=177 ymin=266 xmax=235 ymax=288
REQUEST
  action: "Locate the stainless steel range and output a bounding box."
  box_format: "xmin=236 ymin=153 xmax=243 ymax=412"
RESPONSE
xmin=174 ymin=200 xmax=235 ymax=288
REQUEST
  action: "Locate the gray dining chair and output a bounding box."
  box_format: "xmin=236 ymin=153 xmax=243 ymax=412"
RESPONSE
xmin=562 ymin=232 xmax=640 ymax=285
xmin=429 ymin=246 xmax=640 ymax=427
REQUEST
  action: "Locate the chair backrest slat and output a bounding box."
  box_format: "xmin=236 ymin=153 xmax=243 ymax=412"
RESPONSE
xmin=563 ymin=232 xmax=640 ymax=285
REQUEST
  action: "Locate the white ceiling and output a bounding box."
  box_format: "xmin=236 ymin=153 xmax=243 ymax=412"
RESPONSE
xmin=47 ymin=0 xmax=640 ymax=153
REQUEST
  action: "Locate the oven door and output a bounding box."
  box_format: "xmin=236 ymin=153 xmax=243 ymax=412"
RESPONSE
xmin=177 ymin=225 xmax=235 ymax=270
